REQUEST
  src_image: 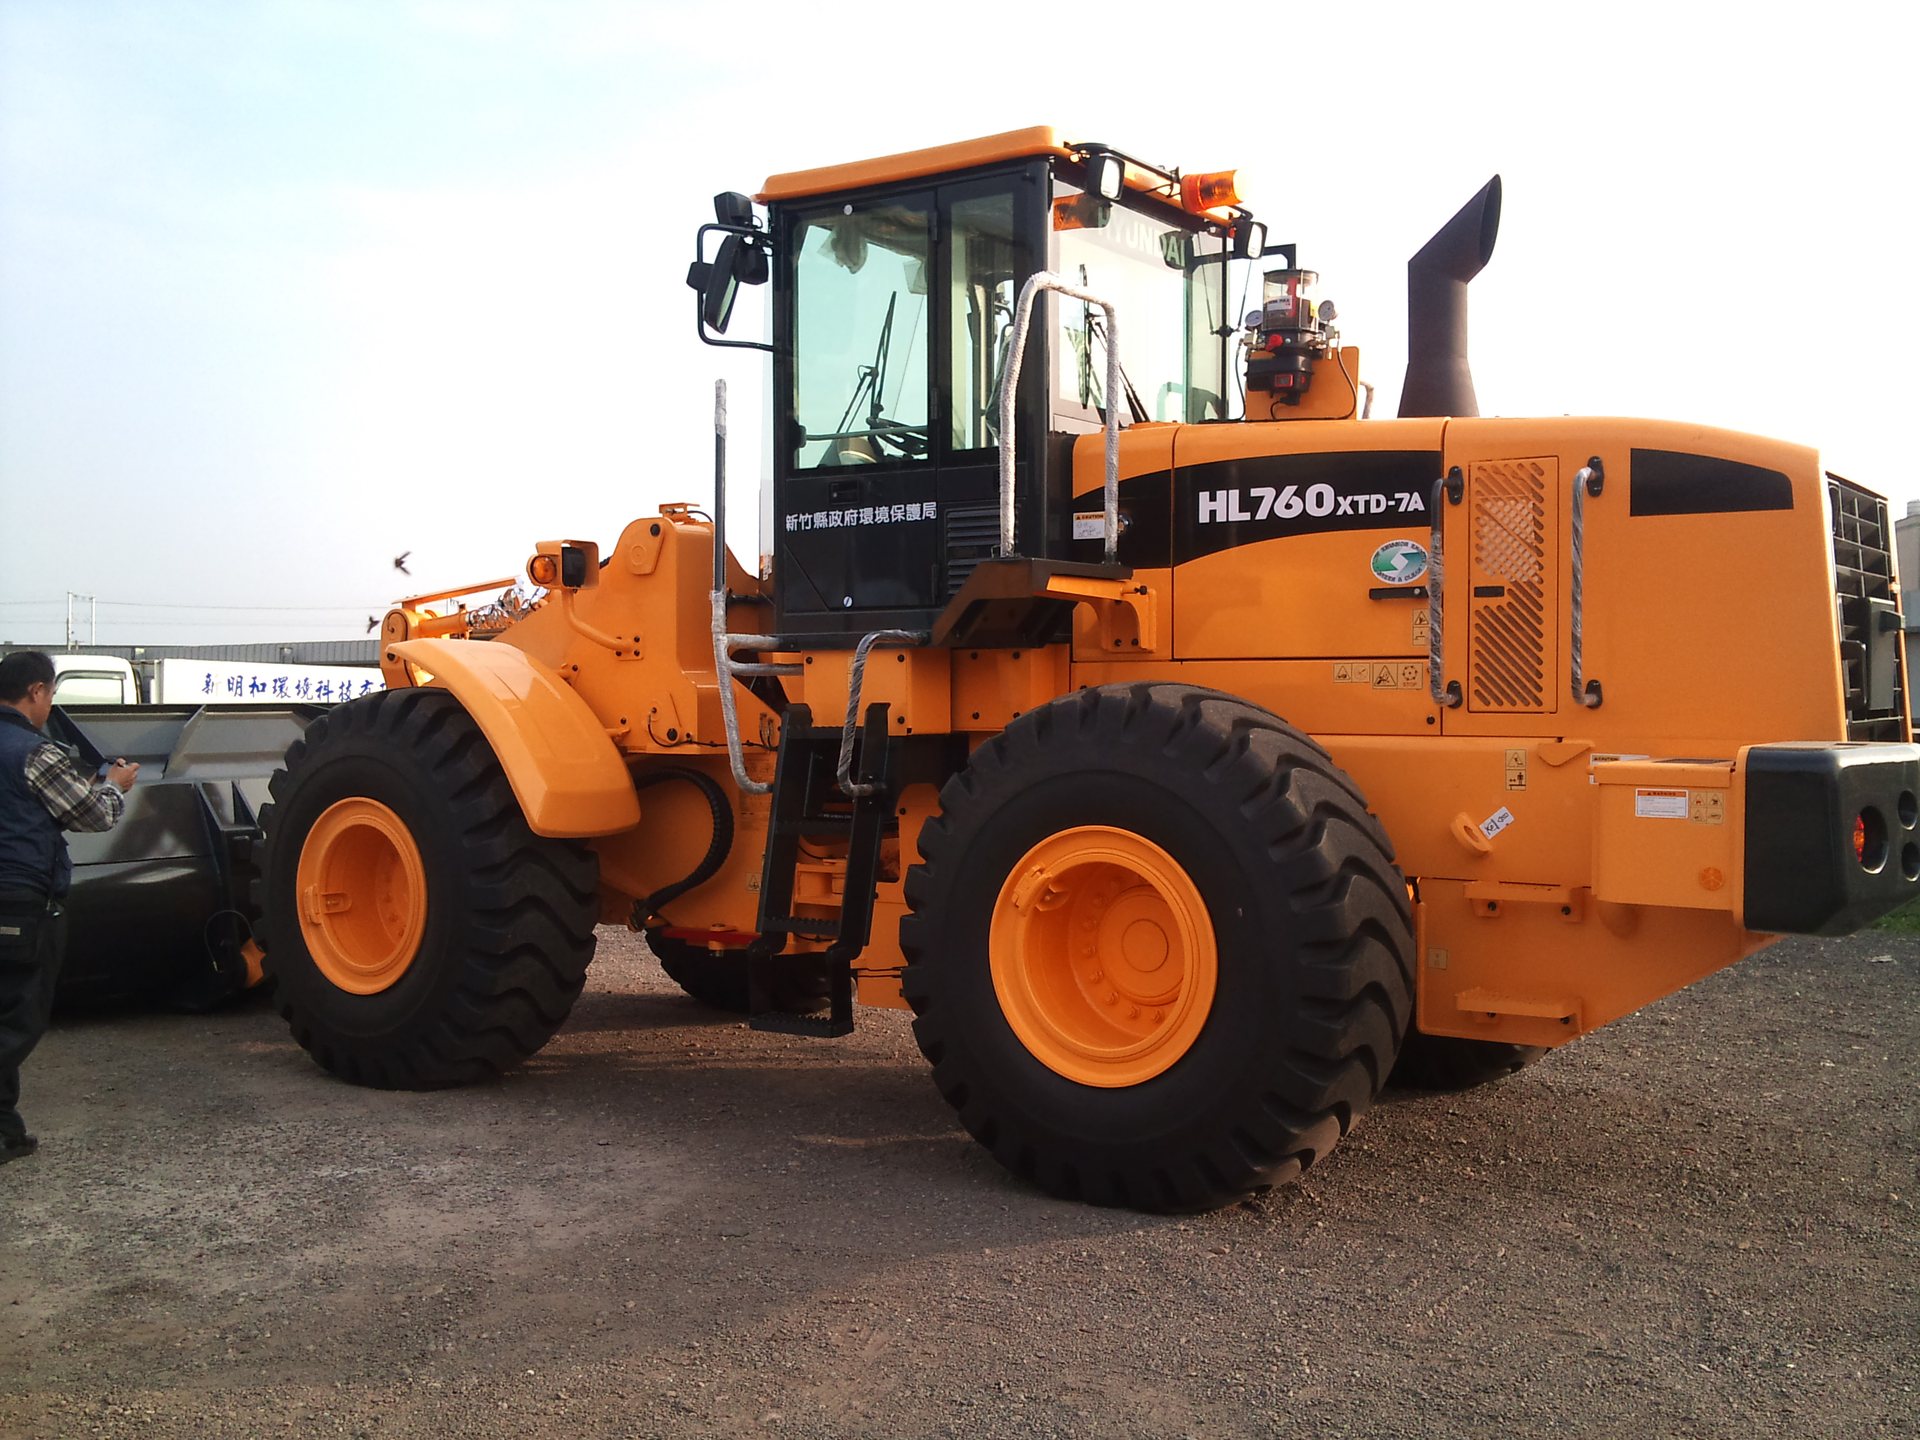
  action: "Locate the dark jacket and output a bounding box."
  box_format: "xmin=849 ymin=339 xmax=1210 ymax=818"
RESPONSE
xmin=0 ymin=708 xmax=68 ymax=898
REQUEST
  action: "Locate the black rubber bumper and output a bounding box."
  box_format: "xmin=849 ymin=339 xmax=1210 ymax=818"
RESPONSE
xmin=1743 ymin=741 xmax=1920 ymax=935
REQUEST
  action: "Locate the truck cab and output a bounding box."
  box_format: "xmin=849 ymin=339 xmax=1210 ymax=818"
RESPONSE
xmin=49 ymin=653 xmax=141 ymax=705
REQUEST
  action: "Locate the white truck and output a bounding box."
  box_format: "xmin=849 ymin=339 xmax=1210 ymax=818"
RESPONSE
xmin=47 ymin=653 xmax=141 ymax=705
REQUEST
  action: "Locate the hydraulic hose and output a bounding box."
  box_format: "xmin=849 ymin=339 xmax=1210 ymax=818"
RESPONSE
xmin=628 ymin=765 xmax=735 ymax=927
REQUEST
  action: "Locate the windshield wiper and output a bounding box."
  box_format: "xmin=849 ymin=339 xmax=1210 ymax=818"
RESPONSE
xmin=1086 ymin=311 xmax=1149 ymax=425
xmin=833 ymin=293 xmax=898 ymax=440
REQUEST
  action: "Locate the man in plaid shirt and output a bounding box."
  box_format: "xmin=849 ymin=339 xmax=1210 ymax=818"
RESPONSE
xmin=0 ymin=651 xmax=137 ymax=1164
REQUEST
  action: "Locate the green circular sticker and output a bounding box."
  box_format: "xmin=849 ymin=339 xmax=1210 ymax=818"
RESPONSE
xmin=1370 ymin=539 xmax=1429 ymax=585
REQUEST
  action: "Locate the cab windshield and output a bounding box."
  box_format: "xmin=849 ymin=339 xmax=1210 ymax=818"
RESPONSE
xmin=1049 ymin=178 xmax=1229 ymax=431
xmin=781 ymin=169 xmax=1232 ymax=476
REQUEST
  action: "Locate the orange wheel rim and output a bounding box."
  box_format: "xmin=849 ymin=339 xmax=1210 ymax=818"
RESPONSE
xmin=989 ymin=826 xmax=1217 ymax=1087
xmin=295 ymin=798 xmax=428 ymax=995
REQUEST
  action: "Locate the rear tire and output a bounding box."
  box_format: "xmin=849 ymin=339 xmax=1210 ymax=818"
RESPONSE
xmin=646 ymin=931 xmax=831 ymax=1015
xmin=901 ymin=683 xmax=1415 ymax=1212
xmin=261 ymin=689 xmax=600 ymax=1089
xmin=1390 ymin=1029 xmax=1546 ymax=1091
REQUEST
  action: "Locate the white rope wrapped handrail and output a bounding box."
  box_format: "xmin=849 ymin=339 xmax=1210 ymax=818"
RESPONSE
xmin=997 ymin=272 xmax=1123 ymax=562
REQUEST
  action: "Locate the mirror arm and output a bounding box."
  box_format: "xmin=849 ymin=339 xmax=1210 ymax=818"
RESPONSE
xmin=692 ymin=222 xmax=774 ymax=354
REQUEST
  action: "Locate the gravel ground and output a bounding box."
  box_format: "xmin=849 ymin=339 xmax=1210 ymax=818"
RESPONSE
xmin=0 ymin=926 xmax=1913 ymax=1439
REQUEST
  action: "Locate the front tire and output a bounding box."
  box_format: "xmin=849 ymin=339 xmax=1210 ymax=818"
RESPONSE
xmin=261 ymin=689 xmax=600 ymax=1089
xmin=901 ymin=684 xmax=1415 ymax=1212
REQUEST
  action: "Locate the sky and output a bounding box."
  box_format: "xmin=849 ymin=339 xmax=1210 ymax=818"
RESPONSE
xmin=1 ymin=0 xmax=1915 ymax=646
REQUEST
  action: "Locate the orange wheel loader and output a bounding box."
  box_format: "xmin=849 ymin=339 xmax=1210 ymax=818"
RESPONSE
xmin=257 ymin=128 xmax=1917 ymax=1212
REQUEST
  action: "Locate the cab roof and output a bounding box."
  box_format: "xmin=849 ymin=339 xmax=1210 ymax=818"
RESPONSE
xmin=756 ymin=126 xmax=1073 ymax=204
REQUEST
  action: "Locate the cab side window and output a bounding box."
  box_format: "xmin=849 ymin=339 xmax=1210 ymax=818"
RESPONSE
xmin=945 ymin=190 xmax=1027 ymax=456
xmin=790 ymin=201 xmax=932 ymax=471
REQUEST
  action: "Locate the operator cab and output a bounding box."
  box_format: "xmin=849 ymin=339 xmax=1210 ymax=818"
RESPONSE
xmin=690 ymin=127 xmax=1260 ymax=644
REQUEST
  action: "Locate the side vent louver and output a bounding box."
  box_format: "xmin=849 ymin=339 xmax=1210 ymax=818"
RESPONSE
xmin=1467 ymin=458 xmax=1556 ymax=712
xmin=943 ymin=503 xmax=1001 ymax=597
xmin=1828 ymin=473 xmax=1907 ymax=740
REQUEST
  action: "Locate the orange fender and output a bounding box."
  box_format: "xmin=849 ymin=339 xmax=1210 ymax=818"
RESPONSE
xmin=385 ymin=639 xmax=640 ymax=838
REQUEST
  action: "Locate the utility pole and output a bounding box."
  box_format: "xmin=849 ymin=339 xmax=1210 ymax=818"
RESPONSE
xmin=66 ymin=592 xmax=95 ymax=648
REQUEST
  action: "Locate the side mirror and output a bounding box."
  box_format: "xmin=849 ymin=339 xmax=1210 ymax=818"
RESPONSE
xmin=736 ymin=236 xmax=769 ymax=286
xmin=694 ymin=233 xmax=769 ymax=334
xmin=1232 ymin=217 xmax=1267 ymax=261
xmin=690 ymin=198 xmax=774 ymax=353
xmin=703 ymin=234 xmax=747 ymax=332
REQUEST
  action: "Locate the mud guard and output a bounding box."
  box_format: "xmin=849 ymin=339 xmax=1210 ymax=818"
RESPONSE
xmin=385 ymin=638 xmax=640 ymax=838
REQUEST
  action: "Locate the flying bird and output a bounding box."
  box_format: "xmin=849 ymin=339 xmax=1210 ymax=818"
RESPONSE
xmin=393 ymin=551 xmax=412 ymax=575
xmin=366 ymin=616 xmax=380 ymax=634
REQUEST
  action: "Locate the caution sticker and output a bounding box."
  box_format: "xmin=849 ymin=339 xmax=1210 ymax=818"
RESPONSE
xmin=1332 ymin=661 xmax=1426 ymax=689
xmin=1635 ymin=788 xmax=1689 ymax=819
xmin=1072 ymin=512 xmax=1106 ymax=541
xmin=1504 ymin=747 xmax=1528 ymax=792
xmin=1690 ymin=791 xmax=1726 ymax=826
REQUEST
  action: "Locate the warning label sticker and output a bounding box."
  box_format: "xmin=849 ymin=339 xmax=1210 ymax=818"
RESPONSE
xmin=1690 ymin=791 xmax=1726 ymax=826
xmin=1072 ymin=512 xmax=1106 ymax=541
xmin=1332 ymin=661 xmax=1426 ymax=689
xmin=1635 ymin=788 xmax=1689 ymax=819
xmin=1480 ymin=806 xmax=1516 ymax=840
xmin=1504 ymin=747 xmax=1528 ymax=792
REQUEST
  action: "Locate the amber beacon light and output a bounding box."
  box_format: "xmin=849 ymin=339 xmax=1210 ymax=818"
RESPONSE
xmin=1180 ymin=169 xmax=1239 ymax=212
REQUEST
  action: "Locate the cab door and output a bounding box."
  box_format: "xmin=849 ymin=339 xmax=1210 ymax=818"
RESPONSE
xmin=778 ymin=188 xmax=941 ymax=622
xmin=772 ymin=170 xmax=1043 ymax=636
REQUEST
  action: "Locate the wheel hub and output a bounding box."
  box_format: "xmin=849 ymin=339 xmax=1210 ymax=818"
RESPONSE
xmin=295 ymin=797 xmax=428 ymax=995
xmin=989 ymin=826 xmax=1218 ymax=1087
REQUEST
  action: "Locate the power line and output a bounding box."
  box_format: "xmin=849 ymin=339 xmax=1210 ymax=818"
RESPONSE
xmin=0 ymin=599 xmax=383 ymax=612
xmin=10 ymin=623 xmax=370 ymax=632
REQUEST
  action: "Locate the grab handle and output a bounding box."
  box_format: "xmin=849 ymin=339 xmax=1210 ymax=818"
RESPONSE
xmin=1570 ymin=458 xmax=1604 ymax=709
xmin=1428 ymin=469 xmax=1463 ymax=709
xmin=998 ymin=272 xmax=1122 ymax=561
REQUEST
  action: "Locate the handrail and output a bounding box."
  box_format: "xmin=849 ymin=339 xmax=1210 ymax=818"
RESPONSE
xmin=710 ymin=379 xmax=803 ymax=795
xmin=997 ymin=272 xmax=1123 ymax=562
xmin=553 ymin=587 xmax=627 ymax=652
xmin=1570 ymin=458 xmax=1604 ymax=709
xmin=710 ymin=598 xmax=804 ymax=797
xmin=837 ymin=628 xmax=925 ymax=797
xmin=1428 ymin=473 xmax=1461 ymax=709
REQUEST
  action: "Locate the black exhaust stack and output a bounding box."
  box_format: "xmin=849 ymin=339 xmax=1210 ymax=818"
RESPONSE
xmin=1397 ymin=175 xmax=1502 ymax=419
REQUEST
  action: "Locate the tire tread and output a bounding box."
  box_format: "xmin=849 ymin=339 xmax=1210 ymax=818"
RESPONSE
xmin=260 ymin=689 xmax=599 ymax=1090
xmin=901 ymin=682 xmax=1415 ymax=1212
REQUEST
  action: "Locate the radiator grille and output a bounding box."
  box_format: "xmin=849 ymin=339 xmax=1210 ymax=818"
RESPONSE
xmin=1467 ymin=458 xmax=1554 ymax=712
xmin=1829 ymin=473 xmax=1906 ymax=740
xmin=944 ymin=504 xmax=1001 ymax=597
